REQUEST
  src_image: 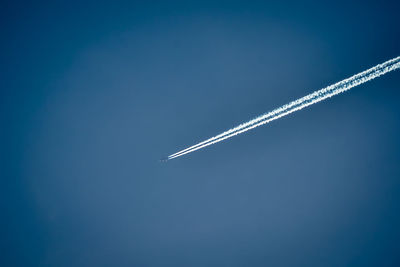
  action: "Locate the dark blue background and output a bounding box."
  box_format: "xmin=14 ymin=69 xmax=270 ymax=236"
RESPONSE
xmin=2 ymin=1 xmax=400 ymax=266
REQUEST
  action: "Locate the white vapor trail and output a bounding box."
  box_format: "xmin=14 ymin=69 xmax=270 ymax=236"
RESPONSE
xmin=166 ymin=56 xmax=400 ymax=161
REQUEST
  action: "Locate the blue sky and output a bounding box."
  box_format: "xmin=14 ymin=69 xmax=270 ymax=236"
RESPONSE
xmin=2 ymin=1 xmax=400 ymax=266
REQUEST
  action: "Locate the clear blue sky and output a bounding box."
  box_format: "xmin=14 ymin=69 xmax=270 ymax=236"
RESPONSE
xmin=2 ymin=1 xmax=400 ymax=266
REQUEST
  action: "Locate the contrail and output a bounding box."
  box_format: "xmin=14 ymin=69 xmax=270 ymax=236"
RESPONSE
xmin=166 ymin=56 xmax=400 ymax=161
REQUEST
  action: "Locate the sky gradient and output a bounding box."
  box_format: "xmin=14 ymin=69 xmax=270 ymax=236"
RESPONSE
xmin=2 ymin=1 xmax=400 ymax=266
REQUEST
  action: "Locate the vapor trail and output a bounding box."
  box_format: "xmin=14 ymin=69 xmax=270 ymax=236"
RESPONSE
xmin=167 ymin=56 xmax=400 ymax=160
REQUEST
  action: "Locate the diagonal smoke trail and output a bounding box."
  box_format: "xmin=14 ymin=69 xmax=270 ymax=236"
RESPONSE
xmin=167 ymin=56 xmax=400 ymax=161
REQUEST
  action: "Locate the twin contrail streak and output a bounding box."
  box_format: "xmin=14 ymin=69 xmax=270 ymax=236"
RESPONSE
xmin=166 ymin=56 xmax=400 ymax=161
